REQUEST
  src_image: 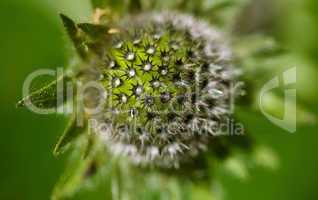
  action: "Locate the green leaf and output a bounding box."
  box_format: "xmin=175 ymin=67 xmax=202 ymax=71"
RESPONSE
xmin=52 ymin=135 xmax=112 ymax=200
xmin=54 ymin=115 xmax=86 ymax=156
xmin=16 ymin=75 xmax=71 ymax=110
xmin=52 ymin=135 xmax=93 ymax=200
xmin=78 ymin=23 xmax=109 ymax=39
xmin=60 ymin=14 xmax=88 ymax=60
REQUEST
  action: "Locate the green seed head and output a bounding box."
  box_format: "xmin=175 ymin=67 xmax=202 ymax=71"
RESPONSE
xmin=81 ymin=12 xmax=238 ymax=168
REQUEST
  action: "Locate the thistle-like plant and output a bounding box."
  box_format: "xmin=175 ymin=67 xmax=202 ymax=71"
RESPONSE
xmin=17 ymin=0 xmax=314 ymax=199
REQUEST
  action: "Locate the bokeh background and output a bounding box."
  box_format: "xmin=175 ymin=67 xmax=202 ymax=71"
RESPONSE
xmin=0 ymin=0 xmax=317 ymax=199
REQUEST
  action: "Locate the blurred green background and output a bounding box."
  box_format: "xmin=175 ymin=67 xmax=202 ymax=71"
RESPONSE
xmin=0 ymin=0 xmax=317 ymax=199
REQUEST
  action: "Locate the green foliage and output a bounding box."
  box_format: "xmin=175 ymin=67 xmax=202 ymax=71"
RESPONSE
xmin=60 ymin=14 xmax=88 ymax=60
xmin=54 ymin=115 xmax=87 ymax=155
xmin=17 ymin=75 xmax=71 ymax=110
xmin=77 ymin=23 xmax=109 ymax=39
